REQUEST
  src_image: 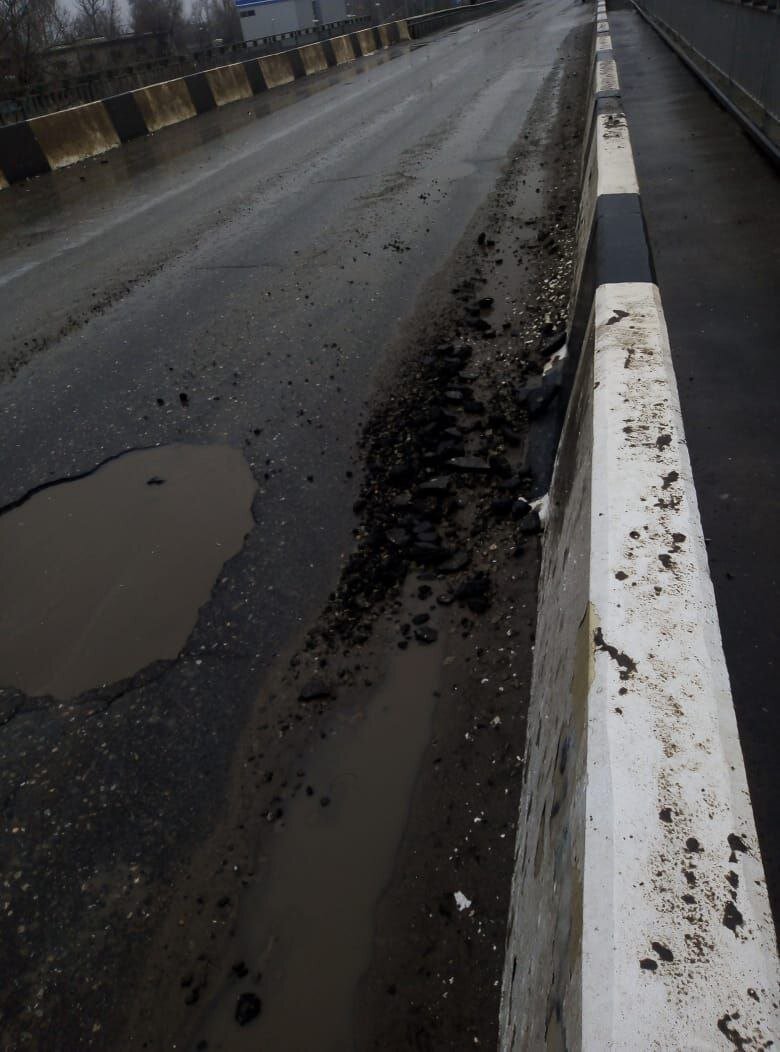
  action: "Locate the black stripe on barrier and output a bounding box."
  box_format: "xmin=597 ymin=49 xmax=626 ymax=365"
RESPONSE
xmin=289 ymin=49 xmax=306 ymax=78
xmin=0 ymin=121 xmax=51 ymax=183
xmin=594 ymin=193 xmax=655 ymax=285
xmin=596 ymin=48 xmax=615 ymax=61
xmin=568 ymin=192 xmax=656 ymax=372
xmin=184 ymin=72 xmax=217 ymax=114
xmin=103 ymin=92 xmax=148 ymax=142
xmin=349 ymin=31 xmax=365 ymax=54
xmin=321 ymin=39 xmax=338 ymax=66
xmin=242 ymin=59 xmax=266 ymax=92
xmin=595 ymin=89 xmax=621 ymax=100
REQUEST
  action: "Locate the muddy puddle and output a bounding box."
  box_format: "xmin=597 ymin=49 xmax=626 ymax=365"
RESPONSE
xmin=187 ymin=636 xmax=443 ymax=1052
xmin=0 ymin=443 xmax=256 ymax=700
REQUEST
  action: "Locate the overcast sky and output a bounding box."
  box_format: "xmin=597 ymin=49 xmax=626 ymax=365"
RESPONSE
xmin=61 ymin=0 xmax=200 ymax=26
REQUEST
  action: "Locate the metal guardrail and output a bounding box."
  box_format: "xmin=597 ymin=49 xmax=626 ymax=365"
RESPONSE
xmin=633 ymin=0 xmax=779 ymax=157
xmin=407 ymin=0 xmax=519 ymax=38
xmin=0 ymin=0 xmax=522 ymax=124
xmin=0 ymin=15 xmax=371 ymax=125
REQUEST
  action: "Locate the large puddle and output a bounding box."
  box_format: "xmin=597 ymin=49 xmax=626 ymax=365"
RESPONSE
xmin=187 ymin=637 xmax=442 ymax=1052
xmin=0 ymin=444 xmax=256 ymax=700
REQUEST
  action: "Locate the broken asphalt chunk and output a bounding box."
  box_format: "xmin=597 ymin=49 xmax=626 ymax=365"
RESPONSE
xmin=410 ymin=542 xmax=452 ymax=565
xmin=299 ymin=678 xmax=333 ymax=702
xmin=447 ymin=456 xmax=491 ymax=474
xmin=417 ymin=476 xmax=452 ymax=496
xmin=440 ymin=550 xmax=470 ymax=573
xmin=518 ymin=509 xmax=541 ymax=535
xmin=540 ymin=330 xmax=566 ymax=356
xmin=235 ymin=992 xmax=261 ymax=1026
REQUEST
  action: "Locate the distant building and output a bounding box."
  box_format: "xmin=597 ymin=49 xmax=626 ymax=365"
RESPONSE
xmin=237 ymin=0 xmax=349 ymax=42
xmin=44 ymin=32 xmax=173 ymax=77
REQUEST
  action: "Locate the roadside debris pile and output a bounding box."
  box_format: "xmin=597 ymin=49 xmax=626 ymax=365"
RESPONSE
xmin=302 ymin=258 xmax=567 ymax=661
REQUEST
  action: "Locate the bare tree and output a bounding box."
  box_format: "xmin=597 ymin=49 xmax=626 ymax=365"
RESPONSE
xmin=69 ymin=0 xmax=122 ymax=39
xmin=185 ymin=0 xmax=240 ymax=46
xmin=0 ymin=0 xmax=69 ymax=85
xmin=128 ymin=0 xmax=184 ymax=39
xmin=74 ymin=0 xmax=103 ymax=36
xmin=104 ymin=0 xmax=120 ymax=35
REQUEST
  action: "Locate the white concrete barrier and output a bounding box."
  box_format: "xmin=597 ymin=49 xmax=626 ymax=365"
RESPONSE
xmin=298 ymin=42 xmax=329 ymax=76
xmin=499 ymin=6 xmax=780 ymax=1049
xmin=205 ymin=62 xmax=253 ymax=106
xmin=258 ymin=51 xmax=297 ymax=89
xmin=329 ymin=34 xmax=357 ymax=64
xmin=0 ymin=17 xmax=416 ymax=188
xmin=28 ymin=101 xmax=119 ymax=170
xmin=354 ymin=28 xmax=378 ymax=56
xmin=132 ymin=79 xmax=197 ymax=133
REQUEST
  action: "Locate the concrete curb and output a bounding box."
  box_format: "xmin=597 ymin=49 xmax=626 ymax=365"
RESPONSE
xmin=499 ymin=5 xmax=780 ymax=1048
xmin=0 ymin=19 xmax=410 ymax=189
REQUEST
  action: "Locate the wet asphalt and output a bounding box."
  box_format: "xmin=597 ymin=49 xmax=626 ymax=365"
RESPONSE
xmin=608 ymin=2 xmax=780 ymax=924
xmin=0 ymin=0 xmax=586 ymax=1046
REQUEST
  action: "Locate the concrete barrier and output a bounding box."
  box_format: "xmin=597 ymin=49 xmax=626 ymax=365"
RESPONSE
xmin=241 ymin=58 xmax=266 ymax=94
xmin=407 ymin=0 xmax=518 ymax=40
xmin=28 ymin=101 xmax=119 ymax=170
xmin=499 ymin=5 xmax=780 ymax=1049
xmin=0 ymin=120 xmax=52 ymax=183
xmin=328 ymin=34 xmax=357 ymax=65
xmin=103 ymin=92 xmax=149 ymax=142
xmin=183 ymin=71 xmax=217 ymax=114
xmin=258 ymin=51 xmax=297 ymax=89
xmin=0 ymin=15 xmax=414 ymax=188
xmin=132 ymin=79 xmax=197 ymax=133
xmin=353 ymin=28 xmax=378 ymax=56
xmin=297 ymin=42 xmax=329 ymax=76
xmin=205 ymin=62 xmax=253 ymax=106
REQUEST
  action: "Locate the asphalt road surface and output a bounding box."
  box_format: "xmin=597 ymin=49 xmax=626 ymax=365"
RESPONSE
xmin=0 ymin=2 xmax=588 ymax=1048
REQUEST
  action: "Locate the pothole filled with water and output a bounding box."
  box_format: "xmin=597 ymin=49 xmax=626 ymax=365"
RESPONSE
xmin=0 ymin=444 xmax=257 ymax=701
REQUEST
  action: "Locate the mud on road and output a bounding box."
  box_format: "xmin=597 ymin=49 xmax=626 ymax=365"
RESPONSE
xmin=0 ymin=20 xmax=590 ymax=1052
xmin=124 ymin=25 xmax=590 ymax=1052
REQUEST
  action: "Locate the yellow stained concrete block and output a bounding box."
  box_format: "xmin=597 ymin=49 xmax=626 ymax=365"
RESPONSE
xmin=377 ymin=24 xmax=391 ymax=48
xmin=259 ymin=52 xmax=296 ymax=88
xmin=396 ymin=19 xmax=411 ymax=41
xmin=355 ymin=28 xmax=378 ymax=55
xmin=330 ymin=34 xmax=356 ymax=64
xmin=133 ymin=79 xmax=197 ymax=133
xmin=298 ymin=43 xmax=329 ymax=75
xmin=205 ymin=62 xmax=253 ymax=106
xmin=29 ymin=101 xmax=119 ymax=170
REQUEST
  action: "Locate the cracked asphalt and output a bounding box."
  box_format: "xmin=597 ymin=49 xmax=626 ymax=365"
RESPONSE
xmin=0 ymin=1 xmax=589 ymax=1047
